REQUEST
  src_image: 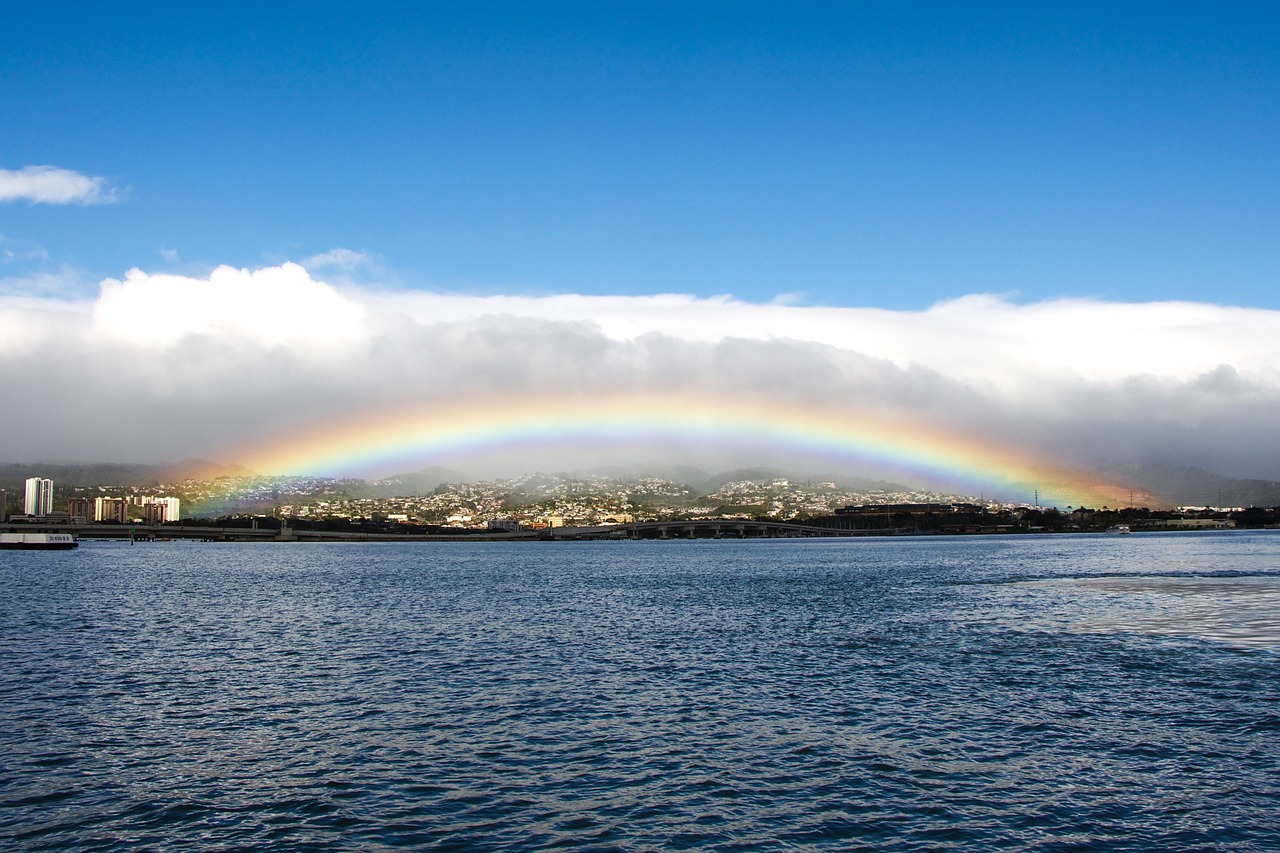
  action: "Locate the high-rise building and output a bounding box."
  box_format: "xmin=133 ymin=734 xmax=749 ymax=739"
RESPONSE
xmin=137 ymin=495 xmax=181 ymax=522
xmin=94 ymin=497 xmax=129 ymax=523
xmin=156 ymin=497 xmax=180 ymax=522
xmin=24 ymin=477 xmax=53 ymax=516
xmin=66 ymin=497 xmax=93 ymax=522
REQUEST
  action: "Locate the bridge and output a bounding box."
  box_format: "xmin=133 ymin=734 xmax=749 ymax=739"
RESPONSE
xmin=534 ymin=519 xmax=875 ymax=540
xmin=6 ymin=519 xmax=881 ymax=543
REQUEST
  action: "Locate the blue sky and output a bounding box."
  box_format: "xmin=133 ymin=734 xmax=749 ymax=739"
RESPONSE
xmin=3 ymin=2 xmax=1277 ymax=308
xmin=3 ymin=3 xmax=1280 ymax=484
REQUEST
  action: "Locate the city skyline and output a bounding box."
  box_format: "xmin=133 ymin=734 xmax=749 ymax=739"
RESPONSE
xmin=2 ymin=5 xmax=1277 ymax=495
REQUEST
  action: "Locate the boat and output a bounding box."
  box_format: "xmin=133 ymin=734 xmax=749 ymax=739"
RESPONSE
xmin=1106 ymin=524 xmax=1132 ymax=535
xmin=0 ymin=532 xmax=78 ymax=550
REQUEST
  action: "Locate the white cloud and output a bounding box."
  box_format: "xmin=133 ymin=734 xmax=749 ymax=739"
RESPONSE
xmin=303 ymin=248 xmax=371 ymax=271
xmin=92 ymin=263 xmax=367 ymax=348
xmin=369 ymin=289 xmax=1280 ymax=391
xmin=0 ymin=234 xmax=51 ymax=265
xmin=0 ymin=261 xmax=1278 ymax=484
xmin=0 ymin=266 xmax=93 ymax=299
xmin=0 ymin=165 xmax=123 ymax=205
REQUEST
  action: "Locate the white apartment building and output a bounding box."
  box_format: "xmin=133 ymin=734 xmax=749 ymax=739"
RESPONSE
xmin=141 ymin=496 xmax=181 ymax=522
xmin=24 ymin=477 xmax=53 ymax=516
xmin=151 ymin=494 xmax=181 ymax=522
xmin=94 ymin=497 xmax=129 ymax=523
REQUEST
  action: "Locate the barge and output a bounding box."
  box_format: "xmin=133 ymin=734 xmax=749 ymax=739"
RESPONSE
xmin=0 ymin=532 xmax=78 ymax=550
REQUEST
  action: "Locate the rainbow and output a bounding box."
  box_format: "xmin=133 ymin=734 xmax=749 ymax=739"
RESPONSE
xmin=239 ymin=393 xmax=1138 ymax=507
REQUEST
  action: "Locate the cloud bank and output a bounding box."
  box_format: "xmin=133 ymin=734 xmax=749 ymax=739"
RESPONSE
xmin=1 ymin=261 xmax=1277 ymax=486
xmin=0 ymin=165 xmax=122 ymax=205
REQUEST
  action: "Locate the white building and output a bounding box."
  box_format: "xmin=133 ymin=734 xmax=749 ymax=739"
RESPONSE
xmin=147 ymin=496 xmax=181 ymax=522
xmin=24 ymin=477 xmax=53 ymax=516
xmin=94 ymin=497 xmax=128 ymax=523
xmin=163 ymin=497 xmax=180 ymax=521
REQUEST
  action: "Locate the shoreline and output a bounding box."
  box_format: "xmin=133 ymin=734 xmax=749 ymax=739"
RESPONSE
xmin=3 ymin=521 xmax=1264 ymax=544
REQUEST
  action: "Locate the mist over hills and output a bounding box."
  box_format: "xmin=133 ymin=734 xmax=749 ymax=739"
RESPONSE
xmin=0 ymin=460 xmax=254 ymax=492
xmin=364 ymin=463 xmax=1280 ymax=507
xmin=358 ymin=467 xmax=468 ymax=497
xmin=352 ymin=464 xmax=916 ymax=498
xmin=4 ymin=458 xmax=1280 ymax=509
xmin=292 ymin=463 xmax=1280 ymax=508
xmin=684 ymin=467 xmax=910 ymax=495
xmin=496 ymin=464 xmax=912 ymax=496
xmin=1102 ymin=464 xmax=1280 ymax=508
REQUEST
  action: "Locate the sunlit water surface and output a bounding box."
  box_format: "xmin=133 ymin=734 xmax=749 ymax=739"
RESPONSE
xmin=2 ymin=532 xmax=1278 ymax=850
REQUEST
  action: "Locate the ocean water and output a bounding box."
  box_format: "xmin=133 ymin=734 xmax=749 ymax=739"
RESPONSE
xmin=2 ymin=532 xmax=1278 ymax=850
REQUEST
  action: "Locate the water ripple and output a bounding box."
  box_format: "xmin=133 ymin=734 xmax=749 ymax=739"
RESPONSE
xmin=1 ymin=535 xmax=1278 ymax=849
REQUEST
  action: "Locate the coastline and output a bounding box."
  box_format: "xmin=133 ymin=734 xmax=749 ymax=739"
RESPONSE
xmin=3 ymin=520 xmax=1265 ymax=544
